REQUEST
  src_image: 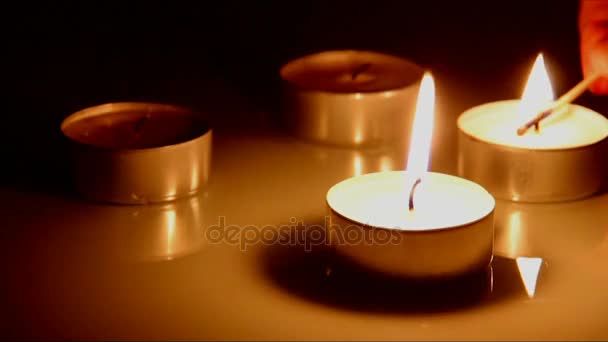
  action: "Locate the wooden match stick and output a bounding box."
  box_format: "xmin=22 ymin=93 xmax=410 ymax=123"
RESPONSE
xmin=516 ymin=73 xmax=601 ymax=136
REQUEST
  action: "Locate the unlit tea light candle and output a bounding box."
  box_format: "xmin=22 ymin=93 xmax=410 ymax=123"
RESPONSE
xmin=281 ymin=50 xmax=423 ymax=146
xmin=458 ymin=54 xmax=608 ymax=202
xmin=327 ymin=73 xmax=495 ymax=279
xmin=64 ymin=107 xmax=205 ymax=149
xmin=61 ymin=102 xmax=212 ymax=204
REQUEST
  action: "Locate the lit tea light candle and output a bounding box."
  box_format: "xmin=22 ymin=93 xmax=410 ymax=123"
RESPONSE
xmin=61 ymin=102 xmax=212 ymax=204
xmin=281 ymin=50 xmax=424 ymax=146
xmin=326 ymin=73 xmax=495 ymax=279
xmin=458 ymin=54 xmax=608 ymax=202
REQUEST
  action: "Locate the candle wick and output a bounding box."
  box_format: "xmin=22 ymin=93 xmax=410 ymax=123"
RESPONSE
xmin=133 ymin=115 xmax=149 ymax=134
xmin=517 ymin=73 xmax=600 ymax=136
xmin=408 ymin=178 xmax=422 ymax=211
xmin=351 ymin=63 xmax=371 ymax=81
xmin=127 ymin=115 xmax=150 ymax=147
xmin=517 ymin=109 xmax=551 ymax=136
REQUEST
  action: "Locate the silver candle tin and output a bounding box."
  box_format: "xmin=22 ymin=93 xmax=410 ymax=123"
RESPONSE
xmin=327 ymin=206 xmax=495 ymax=279
xmin=326 ymin=171 xmax=495 ymax=279
xmin=280 ymin=50 xmax=424 ymax=147
xmin=458 ymin=101 xmax=608 ymax=202
xmin=61 ymin=102 xmax=212 ymax=204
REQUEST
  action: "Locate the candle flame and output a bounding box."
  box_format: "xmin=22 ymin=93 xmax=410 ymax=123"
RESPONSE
xmin=406 ymin=72 xmax=435 ymax=179
xmin=519 ymin=54 xmax=554 ymax=123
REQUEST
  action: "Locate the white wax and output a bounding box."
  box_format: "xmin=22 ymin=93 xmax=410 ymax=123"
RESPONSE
xmin=326 ymin=171 xmax=495 ymax=231
xmin=458 ymin=100 xmax=608 ymax=150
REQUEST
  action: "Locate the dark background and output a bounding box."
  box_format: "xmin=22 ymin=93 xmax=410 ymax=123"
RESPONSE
xmin=4 ymin=0 xmax=606 ymax=192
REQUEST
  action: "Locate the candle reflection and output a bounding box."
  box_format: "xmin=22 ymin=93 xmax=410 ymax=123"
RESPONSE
xmin=494 ymin=198 xmax=607 ymax=260
xmin=492 ymin=193 xmax=608 ymax=299
xmin=99 ymin=195 xmax=207 ymax=262
xmin=516 ymin=257 xmax=543 ymax=298
xmin=2 ymin=191 xmax=209 ymax=267
xmin=353 ymin=153 xmax=363 ymax=176
xmin=301 ymin=141 xmax=406 ymax=181
xmin=501 ymin=209 xmax=528 ymax=258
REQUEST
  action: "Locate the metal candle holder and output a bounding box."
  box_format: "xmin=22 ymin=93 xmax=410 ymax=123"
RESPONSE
xmin=281 ymin=50 xmax=423 ymax=147
xmin=61 ymin=102 xmax=212 ymax=205
xmin=458 ymin=101 xmax=608 ymax=202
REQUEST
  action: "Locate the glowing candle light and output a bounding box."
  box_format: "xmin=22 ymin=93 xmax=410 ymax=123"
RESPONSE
xmin=458 ymin=53 xmax=608 ymax=202
xmin=327 ymin=72 xmax=496 ymax=278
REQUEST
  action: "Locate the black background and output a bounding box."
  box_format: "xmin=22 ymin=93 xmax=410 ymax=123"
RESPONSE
xmin=4 ymin=0 xmax=606 ymax=192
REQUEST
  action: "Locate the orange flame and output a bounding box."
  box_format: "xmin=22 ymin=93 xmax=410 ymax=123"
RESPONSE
xmin=519 ymin=54 xmax=554 ymax=123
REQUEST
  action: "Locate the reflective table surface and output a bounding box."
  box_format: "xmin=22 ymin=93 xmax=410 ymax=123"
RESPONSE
xmin=3 ymin=75 xmax=608 ymax=340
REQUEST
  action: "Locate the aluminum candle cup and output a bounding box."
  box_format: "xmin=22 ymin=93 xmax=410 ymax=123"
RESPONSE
xmin=326 ymin=171 xmax=495 ymax=279
xmin=280 ymin=50 xmax=424 ymax=147
xmin=61 ymin=102 xmax=212 ymax=204
xmin=458 ymin=101 xmax=608 ymax=202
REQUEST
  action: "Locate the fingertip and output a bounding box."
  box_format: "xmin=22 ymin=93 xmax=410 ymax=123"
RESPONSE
xmin=589 ymin=77 xmax=608 ymax=95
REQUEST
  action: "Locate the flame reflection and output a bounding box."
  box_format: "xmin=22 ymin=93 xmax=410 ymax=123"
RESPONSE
xmin=353 ymin=153 xmax=363 ymax=176
xmin=516 ymin=257 xmax=543 ymax=298
xmin=504 ymin=210 xmax=526 ymax=257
